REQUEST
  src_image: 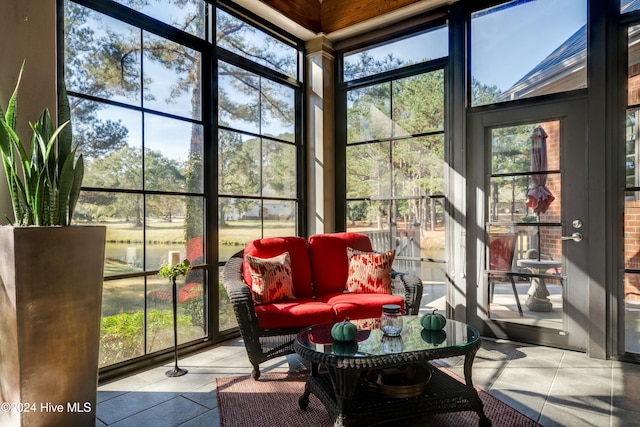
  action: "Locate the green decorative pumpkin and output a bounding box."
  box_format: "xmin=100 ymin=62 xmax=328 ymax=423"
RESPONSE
xmin=421 ymin=329 xmax=447 ymax=345
xmin=332 ymin=339 xmax=359 ymax=356
xmin=331 ymin=318 xmax=358 ymax=342
xmin=420 ymin=309 xmax=446 ymax=331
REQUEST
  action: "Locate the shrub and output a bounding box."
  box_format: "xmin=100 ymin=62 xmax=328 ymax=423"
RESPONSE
xmin=99 ymin=309 xmax=192 ymax=367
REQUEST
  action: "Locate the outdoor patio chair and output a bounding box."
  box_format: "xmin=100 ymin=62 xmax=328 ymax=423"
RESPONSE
xmin=488 ymin=233 xmax=523 ymax=316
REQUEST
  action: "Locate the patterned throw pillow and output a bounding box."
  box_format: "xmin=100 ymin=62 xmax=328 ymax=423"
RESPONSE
xmin=345 ymin=247 xmax=395 ymax=294
xmin=245 ymin=251 xmax=295 ymax=304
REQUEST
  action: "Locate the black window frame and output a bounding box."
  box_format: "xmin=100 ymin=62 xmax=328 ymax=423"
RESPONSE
xmin=58 ymin=0 xmax=306 ymax=380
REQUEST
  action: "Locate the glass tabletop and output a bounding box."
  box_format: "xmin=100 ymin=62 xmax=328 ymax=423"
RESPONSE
xmin=296 ymin=316 xmax=479 ymax=357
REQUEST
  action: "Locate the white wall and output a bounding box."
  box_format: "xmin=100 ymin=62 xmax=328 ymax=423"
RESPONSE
xmin=306 ymin=36 xmax=336 ymax=235
xmin=0 ymin=0 xmax=57 ymax=225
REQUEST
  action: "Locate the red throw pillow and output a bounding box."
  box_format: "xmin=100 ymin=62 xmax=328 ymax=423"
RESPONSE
xmin=243 ymin=236 xmax=313 ymax=297
xmin=345 ymin=247 xmax=395 ymax=294
xmin=308 ymin=232 xmax=373 ymax=295
xmin=245 ymin=252 xmax=295 ymax=304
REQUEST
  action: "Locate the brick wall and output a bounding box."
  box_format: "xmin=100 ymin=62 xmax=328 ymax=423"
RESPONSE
xmin=627 ymin=69 xmax=640 ymax=302
xmin=536 ymin=121 xmax=562 ymax=261
xmin=625 ymin=200 xmax=640 ymax=302
xmin=628 ymin=70 xmax=640 ymax=105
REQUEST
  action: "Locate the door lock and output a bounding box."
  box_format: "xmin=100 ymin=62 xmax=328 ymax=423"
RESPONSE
xmin=561 ymin=232 xmax=583 ymax=242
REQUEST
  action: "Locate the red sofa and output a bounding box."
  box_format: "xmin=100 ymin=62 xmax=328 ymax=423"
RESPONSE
xmin=223 ymin=232 xmax=423 ymax=379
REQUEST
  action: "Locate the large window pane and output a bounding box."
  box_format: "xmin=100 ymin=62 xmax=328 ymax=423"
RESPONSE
xmin=261 ymin=79 xmax=295 ymax=141
xmin=100 ymin=277 xmax=145 ymax=367
xmin=263 ymin=200 xmax=296 ymax=237
xmin=393 ymin=136 xmax=445 ymax=197
xmin=347 ymin=142 xmax=391 ymax=199
xmin=347 ymin=84 xmax=392 ymax=143
xmin=471 ymin=0 xmax=587 ymax=106
xmin=147 ymin=272 xmax=205 ymax=352
xmin=622 ymin=0 xmax=640 ymax=13
xmin=112 ymin=0 xmax=206 ymax=38
xmin=344 ymin=26 xmax=448 ymax=82
xmin=144 ymin=195 xmax=204 ymax=269
xmin=218 ymin=63 xmax=260 ymax=134
xmin=143 ymin=33 xmax=202 ymax=120
xmin=393 ymin=73 xmax=444 ymax=135
xmin=218 ymin=130 xmax=261 ymax=196
xmin=345 ymin=53 xmax=447 ymax=284
xmin=216 ymin=8 xmax=297 ymax=79
xmin=263 ymin=139 xmax=296 ymax=198
xmin=72 ymin=98 xmax=142 ymax=170
xmin=421 ymin=260 xmax=447 ymax=308
xmin=75 ymin=192 xmax=145 ymax=276
xmin=144 ymin=115 xmax=203 ymax=193
xmin=65 ymin=1 xmax=141 ymax=107
xmin=491 ymin=126 xmax=532 ymax=175
xmin=218 ymin=198 xmax=263 ymax=261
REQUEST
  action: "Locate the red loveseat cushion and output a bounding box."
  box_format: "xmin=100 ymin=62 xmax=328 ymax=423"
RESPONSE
xmin=243 ymin=236 xmax=313 ymax=298
xmin=254 ymin=298 xmax=335 ymax=329
xmin=319 ymin=292 xmax=405 ymax=321
xmin=308 ymin=232 xmax=373 ymax=295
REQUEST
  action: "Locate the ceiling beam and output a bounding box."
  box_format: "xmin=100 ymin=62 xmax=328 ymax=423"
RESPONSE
xmin=257 ymin=0 xmax=322 ymax=33
xmin=257 ymin=0 xmax=435 ymax=34
xmin=320 ymin=0 xmax=423 ymax=34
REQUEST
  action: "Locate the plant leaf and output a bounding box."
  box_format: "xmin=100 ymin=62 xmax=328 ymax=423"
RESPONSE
xmin=4 ymin=60 xmax=24 ymax=133
xmin=57 ymin=153 xmax=76 ymax=226
xmin=68 ymin=153 xmax=84 ymax=224
xmin=57 ymin=81 xmax=72 ymax=163
xmin=0 ymin=62 xmax=83 ymax=226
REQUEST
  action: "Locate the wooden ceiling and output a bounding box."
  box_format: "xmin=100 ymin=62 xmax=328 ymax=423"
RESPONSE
xmin=257 ymin=0 xmax=430 ymax=34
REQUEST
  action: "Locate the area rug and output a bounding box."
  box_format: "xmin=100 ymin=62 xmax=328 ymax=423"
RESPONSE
xmin=216 ymin=366 xmax=542 ymax=427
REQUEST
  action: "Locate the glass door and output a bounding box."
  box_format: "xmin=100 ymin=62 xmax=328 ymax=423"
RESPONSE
xmin=469 ymin=98 xmax=589 ymax=350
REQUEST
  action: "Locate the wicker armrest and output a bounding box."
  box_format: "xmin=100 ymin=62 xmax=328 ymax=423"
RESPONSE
xmin=223 ymin=249 xmax=302 ymax=379
xmin=222 ymin=251 xmax=261 ymax=347
xmin=391 ymin=270 xmax=424 ymax=315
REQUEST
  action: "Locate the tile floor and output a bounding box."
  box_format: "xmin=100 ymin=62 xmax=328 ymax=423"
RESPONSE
xmin=95 ymin=335 xmax=640 ymax=427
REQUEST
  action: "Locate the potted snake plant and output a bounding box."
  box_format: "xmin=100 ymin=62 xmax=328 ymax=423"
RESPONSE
xmin=0 ymin=62 xmax=105 ymax=427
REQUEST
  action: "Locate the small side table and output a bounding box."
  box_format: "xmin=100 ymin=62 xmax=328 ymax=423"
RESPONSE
xmin=516 ymin=259 xmax=562 ymax=312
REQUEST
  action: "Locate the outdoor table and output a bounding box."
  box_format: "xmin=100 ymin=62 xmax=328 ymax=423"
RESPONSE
xmin=294 ymin=317 xmax=490 ymax=427
xmin=516 ymin=258 xmax=562 ymax=312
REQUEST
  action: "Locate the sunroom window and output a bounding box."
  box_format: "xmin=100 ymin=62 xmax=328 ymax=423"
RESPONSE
xmin=341 ymin=26 xmax=448 ymax=312
xmin=63 ymin=0 xmax=304 ymax=371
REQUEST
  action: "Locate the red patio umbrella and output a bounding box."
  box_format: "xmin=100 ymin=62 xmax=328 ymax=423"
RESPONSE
xmin=526 ymin=126 xmax=555 ymax=214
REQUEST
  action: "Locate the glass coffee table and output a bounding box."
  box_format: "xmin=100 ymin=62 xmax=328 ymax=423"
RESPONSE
xmin=294 ymin=316 xmax=490 ymax=427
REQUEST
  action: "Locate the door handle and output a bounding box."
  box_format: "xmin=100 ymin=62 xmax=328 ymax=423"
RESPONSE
xmin=561 ymin=232 xmax=583 ymax=242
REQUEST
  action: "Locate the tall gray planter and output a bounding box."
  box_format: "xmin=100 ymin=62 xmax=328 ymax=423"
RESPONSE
xmin=0 ymin=226 xmax=106 ymax=427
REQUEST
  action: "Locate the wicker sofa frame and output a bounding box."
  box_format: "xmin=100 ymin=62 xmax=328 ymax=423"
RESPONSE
xmin=223 ymin=249 xmax=424 ymax=379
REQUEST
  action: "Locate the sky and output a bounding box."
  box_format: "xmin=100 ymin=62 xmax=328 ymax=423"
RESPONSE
xmin=471 ymin=0 xmax=587 ymax=91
